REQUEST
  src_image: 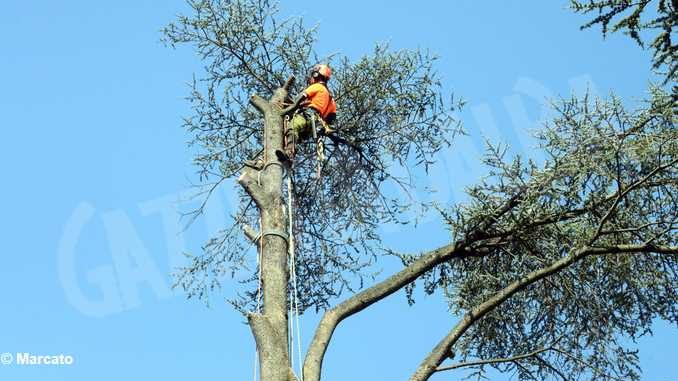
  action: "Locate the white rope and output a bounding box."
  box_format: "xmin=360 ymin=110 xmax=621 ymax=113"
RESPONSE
xmin=287 ymin=176 xmax=304 ymax=381
xmin=292 ymin=248 xmax=303 ymax=380
xmin=283 ymin=114 xmax=303 ymax=380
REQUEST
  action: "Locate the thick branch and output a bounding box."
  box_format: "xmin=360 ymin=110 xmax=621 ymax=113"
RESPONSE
xmin=302 ymin=243 xmax=456 ymax=381
xmin=282 ymin=75 xmax=295 ymax=92
xmin=303 ymin=193 xmax=527 ymax=381
xmin=408 ymin=243 xmax=677 ymax=381
xmin=250 ymin=94 xmax=270 ymax=115
xmin=272 ymin=75 xmax=295 ymax=107
xmin=243 ymin=224 xmax=259 ymax=243
xmin=238 ymin=167 xmax=268 ymax=207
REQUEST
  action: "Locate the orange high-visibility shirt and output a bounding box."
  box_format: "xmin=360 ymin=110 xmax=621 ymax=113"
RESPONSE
xmin=302 ymin=83 xmax=336 ymax=121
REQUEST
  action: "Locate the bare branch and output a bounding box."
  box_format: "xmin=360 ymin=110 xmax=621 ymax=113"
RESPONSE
xmin=282 ymin=75 xmax=295 ymax=92
xmin=250 ymin=94 xmax=269 ymax=115
xmin=238 ymin=167 xmax=268 ymax=207
xmin=549 ymin=347 xmax=628 ymax=381
xmin=243 ymin=224 xmax=259 ymax=243
xmin=435 ymin=347 xmax=552 ymax=373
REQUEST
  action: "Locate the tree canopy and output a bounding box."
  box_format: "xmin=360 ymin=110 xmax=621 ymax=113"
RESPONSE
xmin=164 ymin=1 xmax=677 ymax=380
xmin=163 ymin=0 xmax=461 ymax=312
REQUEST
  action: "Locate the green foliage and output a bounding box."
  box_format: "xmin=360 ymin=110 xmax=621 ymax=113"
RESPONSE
xmin=163 ymin=0 xmax=461 ymax=311
xmin=570 ymin=0 xmax=678 ymax=85
xmin=406 ymin=88 xmax=676 ymax=380
xmin=164 ymin=2 xmax=677 ymax=379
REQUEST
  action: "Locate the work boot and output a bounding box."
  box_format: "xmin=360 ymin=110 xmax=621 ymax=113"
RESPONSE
xmin=275 ymin=149 xmax=291 ymax=164
xmin=276 ymin=129 xmax=296 ymax=164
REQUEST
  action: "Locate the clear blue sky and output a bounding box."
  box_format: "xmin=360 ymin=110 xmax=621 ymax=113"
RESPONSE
xmin=1 ymin=1 xmax=675 ymax=380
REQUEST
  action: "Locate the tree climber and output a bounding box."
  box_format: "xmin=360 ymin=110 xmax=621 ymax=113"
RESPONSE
xmin=244 ymin=64 xmax=337 ymax=169
xmin=276 ymin=64 xmax=337 ymax=162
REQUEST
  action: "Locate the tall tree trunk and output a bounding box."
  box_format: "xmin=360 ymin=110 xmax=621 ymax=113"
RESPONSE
xmin=240 ymin=79 xmax=296 ymax=381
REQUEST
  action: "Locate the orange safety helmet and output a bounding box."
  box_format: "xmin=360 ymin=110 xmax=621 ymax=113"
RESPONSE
xmin=310 ymin=64 xmax=331 ymax=81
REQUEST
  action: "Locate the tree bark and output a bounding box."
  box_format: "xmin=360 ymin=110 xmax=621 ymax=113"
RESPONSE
xmin=240 ymin=78 xmax=296 ymax=381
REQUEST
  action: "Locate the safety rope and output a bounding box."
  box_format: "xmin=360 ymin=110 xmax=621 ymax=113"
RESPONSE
xmin=287 ymin=174 xmax=303 ymax=381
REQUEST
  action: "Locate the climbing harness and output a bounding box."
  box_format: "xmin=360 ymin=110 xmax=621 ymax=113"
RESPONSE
xmin=286 ymin=115 xmax=295 ymax=158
